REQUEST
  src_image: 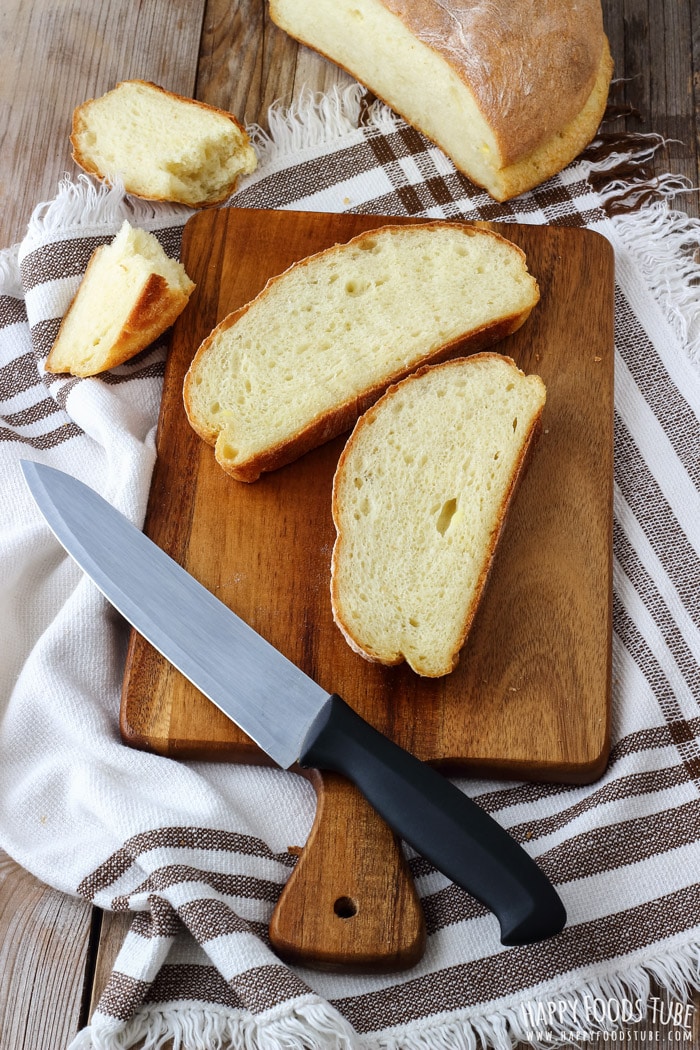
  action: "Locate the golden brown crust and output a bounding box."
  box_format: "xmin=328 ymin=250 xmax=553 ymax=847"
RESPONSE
xmin=379 ymin=0 xmax=606 ymax=166
xmin=329 ymin=353 xmax=546 ymax=676
xmin=71 ymin=80 xmax=254 ymax=208
xmin=182 ymin=222 xmax=540 ymax=482
xmin=486 ymin=39 xmax=613 ymax=201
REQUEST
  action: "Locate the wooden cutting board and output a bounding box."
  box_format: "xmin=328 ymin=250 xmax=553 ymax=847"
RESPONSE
xmin=121 ymin=207 xmax=614 ymax=972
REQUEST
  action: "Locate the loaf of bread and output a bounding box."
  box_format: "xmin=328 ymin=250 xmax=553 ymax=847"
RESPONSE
xmin=45 ymin=220 xmax=195 ymax=377
xmin=183 ymin=221 xmax=539 ymax=482
xmin=331 ymin=354 xmax=546 ymax=677
xmin=71 ymin=80 xmax=257 ymax=207
xmin=269 ymin=0 xmax=613 ymax=202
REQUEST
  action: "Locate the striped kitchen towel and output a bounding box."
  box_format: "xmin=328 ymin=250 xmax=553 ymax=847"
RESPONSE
xmin=0 ymin=85 xmax=699 ymax=1050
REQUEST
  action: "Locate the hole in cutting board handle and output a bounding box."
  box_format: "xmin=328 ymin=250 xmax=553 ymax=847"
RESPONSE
xmin=334 ymin=896 xmax=358 ymax=919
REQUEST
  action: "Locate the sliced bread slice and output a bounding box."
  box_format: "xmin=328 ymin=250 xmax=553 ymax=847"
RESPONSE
xmin=183 ymin=222 xmax=539 ymax=482
xmin=330 ymin=353 xmax=546 ymax=677
xmin=45 ymin=220 xmax=195 ymax=377
xmin=71 ymin=80 xmax=257 ymax=207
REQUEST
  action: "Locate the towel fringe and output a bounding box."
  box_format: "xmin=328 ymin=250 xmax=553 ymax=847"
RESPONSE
xmin=68 ymin=997 xmax=360 ymax=1050
xmin=19 ymin=174 xmax=192 ymax=258
xmin=609 ymin=198 xmax=700 ymax=363
xmin=247 ymin=83 xmax=401 ymax=167
xmin=0 ymin=243 xmax=23 ymax=299
xmin=67 ymin=943 xmax=700 ymax=1049
xmin=373 ymin=943 xmax=700 ymax=1050
xmin=576 ymin=132 xmax=700 ymax=365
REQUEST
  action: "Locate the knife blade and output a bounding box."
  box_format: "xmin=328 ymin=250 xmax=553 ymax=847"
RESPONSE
xmin=21 ymin=460 xmax=566 ymax=946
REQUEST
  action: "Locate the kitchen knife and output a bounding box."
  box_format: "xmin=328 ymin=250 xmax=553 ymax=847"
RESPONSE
xmin=21 ymin=460 xmax=566 ymax=946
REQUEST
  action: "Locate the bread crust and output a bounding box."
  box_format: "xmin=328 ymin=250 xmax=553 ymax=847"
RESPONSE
xmin=378 ymin=0 xmax=606 ymax=166
xmin=71 ymin=80 xmax=256 ymax=208
xmin=487 ymin=40 xmax=613 ymax=201
xmin=330 ymin=354 xmax=546 ymax=676
xmin=183 ymin=222 xmax=540 ymax=482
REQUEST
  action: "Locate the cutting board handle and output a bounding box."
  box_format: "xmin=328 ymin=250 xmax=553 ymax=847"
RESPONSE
xmin=269 ymin=771 xmax=425 ymax=972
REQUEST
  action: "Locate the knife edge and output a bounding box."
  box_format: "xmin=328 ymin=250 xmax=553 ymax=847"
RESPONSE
xmin=20 ymin=460 xmax=329 ymax=768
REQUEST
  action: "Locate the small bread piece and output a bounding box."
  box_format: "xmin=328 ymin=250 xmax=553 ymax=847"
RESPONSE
xmin=183 ymin=222 xmax=539 ymax=482
xmin=331 ymin=354 xmax=546 ymax=677
xmin=45 ymin=220 xmax=195 ymax=377
xmin=269 ymin=0 xmax=613 ymax=202
xmin=71 ymin=80 xmax=257 ymax=207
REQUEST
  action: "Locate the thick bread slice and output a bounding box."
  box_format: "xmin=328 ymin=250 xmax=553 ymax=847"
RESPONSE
xmin=269 ymin=0 xmax=613 ymax=202
xmin=45 ymin=220 xmax=195 ymax=377
xmin=183 ymin=222 xmax=539 ymax=482
xmin=71 ymin=80 xmax=257 ymax=207
xmin=331 ymin=354 xmax=546 ymax=677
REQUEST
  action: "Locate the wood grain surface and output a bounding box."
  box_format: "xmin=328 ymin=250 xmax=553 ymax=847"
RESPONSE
xmin=1 ymin=0 xmax=698 ymax=1045
xmin=118 ymin=206 xmax=614 ymax=969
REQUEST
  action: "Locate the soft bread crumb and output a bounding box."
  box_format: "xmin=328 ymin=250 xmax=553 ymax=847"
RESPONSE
xmin=45 ymin=220 xmax=195 ymax=377
xmin=183 ymin=222 xmax=540 ymax=481
xmin=71 ymin=80 xmax=257 ymax=207
xmin=330 ymin=354 xmax=547 ymax=677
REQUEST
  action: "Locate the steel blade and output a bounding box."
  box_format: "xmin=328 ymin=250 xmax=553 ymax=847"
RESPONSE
xmin=21 ymin=461 xmax=330 ymax=768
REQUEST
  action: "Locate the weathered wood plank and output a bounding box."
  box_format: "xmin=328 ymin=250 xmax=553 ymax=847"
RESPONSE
xmin=195 ymin=0 xmax=353 ymax=121
xmin=87 ymin=910 xmax=133 ymax=1018
xmin=601 ymin=0 xmax=699 ymax=217
xmin=0 ymin=854 xmax=93 ymax=1049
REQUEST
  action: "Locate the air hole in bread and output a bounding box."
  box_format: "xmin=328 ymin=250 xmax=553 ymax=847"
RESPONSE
xmin=345 ymin=279 xmax=369 ymax=296
xmin=436 ymin=497 xmax=458 ymax=535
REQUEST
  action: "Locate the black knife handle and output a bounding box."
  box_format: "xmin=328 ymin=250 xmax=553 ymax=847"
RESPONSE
xmin=299 ymin=694 xmax=566 ymax=945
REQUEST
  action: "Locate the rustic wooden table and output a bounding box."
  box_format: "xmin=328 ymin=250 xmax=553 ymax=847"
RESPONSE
xmin=1 ymin=2 xmax=698 ymax=1047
